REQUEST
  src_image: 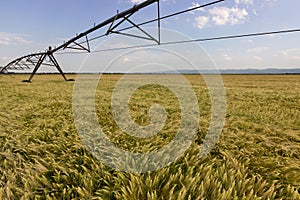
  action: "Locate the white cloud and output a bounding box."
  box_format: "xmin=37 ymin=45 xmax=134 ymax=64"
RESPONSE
xmin=195 ymin=16 xmax=209 ymax=29
xmin=235 ymin=0 xmax=253 ymax=5
xmin=247 ymin=47 xmax=269 ymax=53
xmin=129 ymin=0 xmax=175 ymax=4
xmin=123 ymin=57 xmax=131 ymax=63
xmin=261 ymin=0 xmax=278 ymax=8
xmin=130 ymin=0 xmax=146 ymax=4
xmin=223 ymin=54 xmax=232 ymax=61
xmin=254 ymin=56 xmax=263 ymax=61
xmin=209 ymin=7 xmax=248 ymax=25
xmin=189 ymin=2 xmax=205 ymax=13
xmin=0 ymin=32 xmax=31 ymax=46
xmin=2 ymin=56 xmax=9 ymax=61
xmin=193 ymin=6 xmax=249 ymax=29
xmin=282 ymin=48 xmax=300 ymax=60
xmin=252 ymin=9 xmax=258 ymax=16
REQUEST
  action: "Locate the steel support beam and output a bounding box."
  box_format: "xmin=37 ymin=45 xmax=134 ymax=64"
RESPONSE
xmin=48 ymin=53 xmax=70 ymax=81
xmin=157 ymin=0 xmax=161 ymax=44
xmin=52 ymin=0 xmax=159 ymax=53
xmin=2 ymin=0 xmax=229 ymax=81
xmin=2 ymin=0 xmax=160 ymax=81
xmin=0 ymin=67 xmax=8 ymax=74
xmin=23 ymin=54 xmax=47 ymax=82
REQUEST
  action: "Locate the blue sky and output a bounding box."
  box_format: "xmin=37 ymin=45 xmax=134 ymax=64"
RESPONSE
xmin=1 ymin=0 xmax=300 ymax=71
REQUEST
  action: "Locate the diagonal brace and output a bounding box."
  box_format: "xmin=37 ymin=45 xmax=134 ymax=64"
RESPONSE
xmin=24 ymin=53 xmax=47 ymax=82
xmin=48 ymin=53 xmax=68 ymax=81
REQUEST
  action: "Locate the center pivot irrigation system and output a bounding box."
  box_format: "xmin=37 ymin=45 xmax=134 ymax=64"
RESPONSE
xmin=1 ymin=0 xmax=300 ymax=82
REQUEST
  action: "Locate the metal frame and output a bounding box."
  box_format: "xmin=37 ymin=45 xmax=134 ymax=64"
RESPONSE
xmin=0 ymin=0 xmax=160 ymax=82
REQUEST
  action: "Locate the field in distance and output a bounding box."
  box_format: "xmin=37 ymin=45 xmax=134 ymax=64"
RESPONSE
xmin=0 ymin=74 xmax=299 ymax=199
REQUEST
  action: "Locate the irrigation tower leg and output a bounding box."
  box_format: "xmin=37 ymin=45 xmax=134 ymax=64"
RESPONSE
xmin=48 ymin=54 xmax=68 ymax=81
xmin=23 ymin=53 xmax=74 ymax=82
xmin=23 ymin=54 xmax=47 ymax=82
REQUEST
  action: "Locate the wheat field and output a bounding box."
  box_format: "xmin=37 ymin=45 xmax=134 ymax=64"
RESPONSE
xmin=0 ymin=74 xmax=299 ymax=199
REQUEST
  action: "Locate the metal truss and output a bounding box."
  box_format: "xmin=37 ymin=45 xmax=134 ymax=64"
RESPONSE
xmin=1 ymin=0 xmax=298 ymax=82
xmin=0 ymin=50 xmax=71 ymax=82
xmin=0 ymin=67 xmax=8 ymax=73
xmin=0 ymin=0 xmax=160 ymax=82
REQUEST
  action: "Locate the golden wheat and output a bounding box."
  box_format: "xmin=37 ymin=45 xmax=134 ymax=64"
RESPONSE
xmin=0 ymin=74 xmax=299 ymax=199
